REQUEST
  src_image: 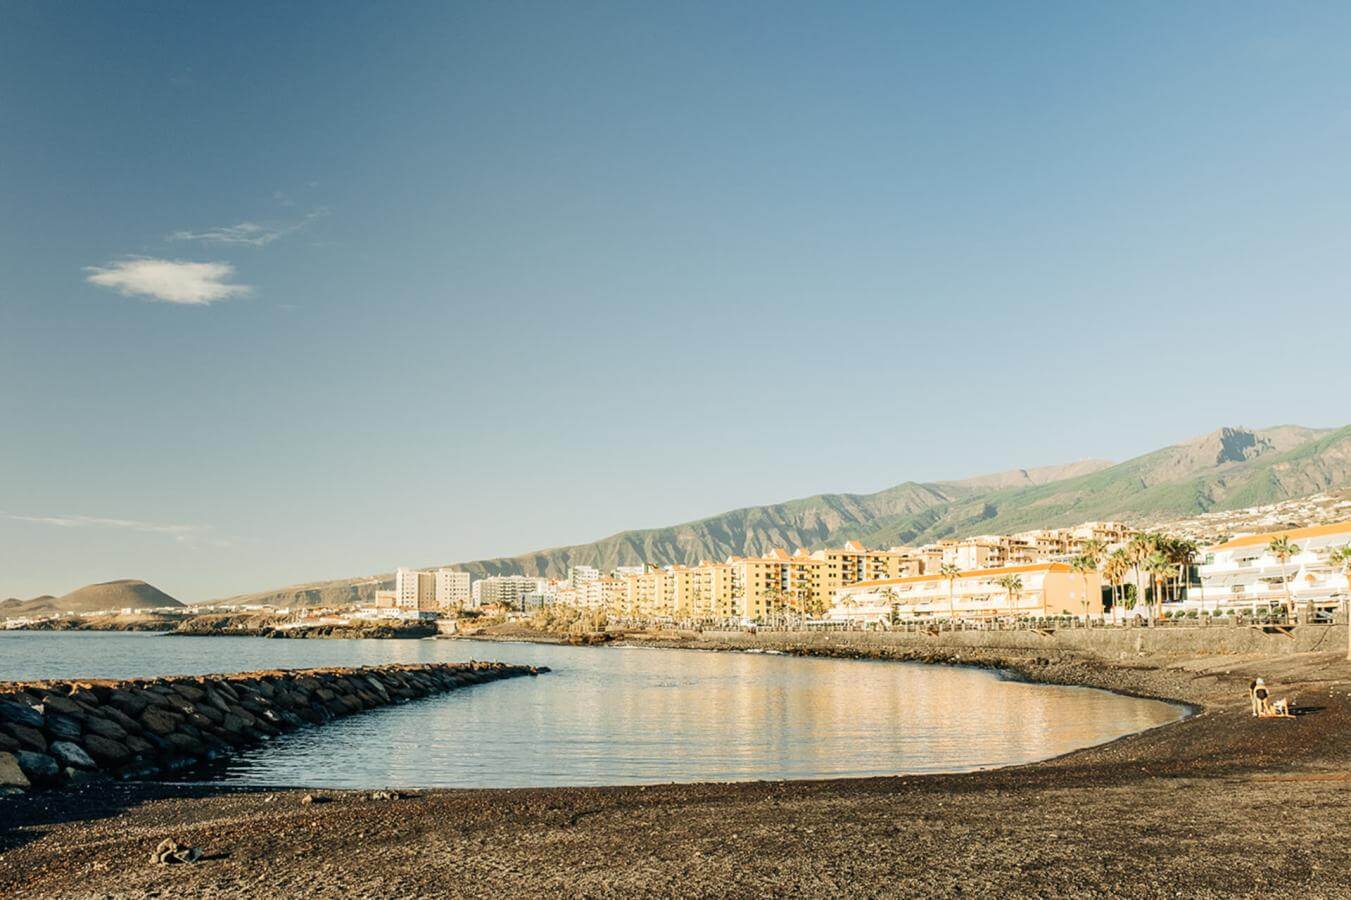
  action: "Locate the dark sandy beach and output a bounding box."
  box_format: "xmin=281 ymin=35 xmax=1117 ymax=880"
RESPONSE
xmin=2 ymin=643 xmax=1349 ymax=898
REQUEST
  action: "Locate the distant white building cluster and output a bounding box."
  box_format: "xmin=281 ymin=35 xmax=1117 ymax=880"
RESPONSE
xmin=473 ymin=575 xmax=549 ymax=610
xmin=374 ymin=567 xmax=471 ymax=612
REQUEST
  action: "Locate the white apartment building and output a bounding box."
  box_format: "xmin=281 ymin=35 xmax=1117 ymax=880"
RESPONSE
xmin=434 ymin=568 xmax=472 ymax=609
xmin=826 ymin=563 xmax=1102 ymax=625
xmin=471 ymin=575 xmax=548 ymax=610
xmin=582 ymin=577 xmax=622 ymax=609
xmin=395 ymin=567 xmax=437 ymax=611
xmin=1194 ymin=521 xmax=1351 ymax=614
xmin=568 ymin=565 xmax=601 ymax=586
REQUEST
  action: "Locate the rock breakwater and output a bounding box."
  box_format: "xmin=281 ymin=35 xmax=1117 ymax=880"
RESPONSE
xmin=0 ymin=662 xmax=543 ymax=793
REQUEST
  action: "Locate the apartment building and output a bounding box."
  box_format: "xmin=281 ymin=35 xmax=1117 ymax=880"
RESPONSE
xmin=1067 ymin=521 xmax=1135 ymax=546
xmin=599 ymin=542 xmax=928 ymax=620
xmin=724 ymin=549 xmax=826 ymax=618
xmin=814 ymin=541 xmax=923 ymax=597
xmin=434 ymin=568 xmax=471 ymax=609
xmin=931 ymin=536 xmax=1028 ymax=570
xmin=582 ymin=577 xmax=623 ymax=610
xmin=568 ymin=565 xmax=601 ymax=586
xmin=826 ymin=562 xmax=1103 ymax=624
xmin=917 ymin=523 xmax=1136 ymax=571
xmin=471 ymin=575 xmax=548 ymax=610
xmin=395 ymin=567 xmax=437 ymax=611
xmin=1194 ymin=520 xmax=1351 ymax=613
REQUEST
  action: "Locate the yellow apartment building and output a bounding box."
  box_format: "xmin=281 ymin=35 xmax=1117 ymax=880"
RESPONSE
xmin=603 ymin=541 xmax=942 ymax=621
xmin=812 ymin=541 xmax=923 ymax=597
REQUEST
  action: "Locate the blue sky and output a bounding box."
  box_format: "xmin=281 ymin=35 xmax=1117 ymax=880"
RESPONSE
xmin=3 ymin=2 xmax=1350 ymax=601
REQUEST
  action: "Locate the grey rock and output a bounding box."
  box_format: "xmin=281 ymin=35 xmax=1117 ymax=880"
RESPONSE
xmin=5 ymin=723 xmax=47 ymax=753
xmin=38 ymin=693 xmax=83 ymax=716
xmin=84 ymin=733 xmax=131 ymax=763
xmin=46 ymin=713 xmax=83 ymax=742
xmin=14 ymin=750 xmax=59 ymax=782
xmin=0 ymin=751 xmax=31 ymax=788
xmin=49 ymin=740 xmax=97 ymax=770
xmin=85 ymin=715 xmax=129 ymax=741
xmin=0 ymin=700 xmax=44 ymax=730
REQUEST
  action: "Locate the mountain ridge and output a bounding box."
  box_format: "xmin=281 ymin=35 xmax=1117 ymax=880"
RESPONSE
xmin=205 ymin=424 xmax=1351 ymax=608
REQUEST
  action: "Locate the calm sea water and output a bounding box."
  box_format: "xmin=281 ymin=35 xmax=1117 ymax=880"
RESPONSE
xmin=0 ymin=632 xmax=1183 ymax=788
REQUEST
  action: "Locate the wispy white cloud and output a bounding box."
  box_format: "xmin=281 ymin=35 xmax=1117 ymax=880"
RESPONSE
xmin=2 ymin=512 xmax=231 ymax=547
xmin=168 ymin=208 xmax=326 ymax=247
xmin=84 ymin=258 xmax=251 ymax=305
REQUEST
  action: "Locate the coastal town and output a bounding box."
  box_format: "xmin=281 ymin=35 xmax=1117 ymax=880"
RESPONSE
xmin=368 ymin=512 xmax=1351 ymax=631
xmin=10 ymin=499 xmax=1351 ymax=638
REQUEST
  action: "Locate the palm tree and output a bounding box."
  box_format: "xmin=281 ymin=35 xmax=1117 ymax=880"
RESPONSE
xmin=995 ymin=574 xmax=1023 ymax=618
xmin=1267 ymin=535 xmax=1298 ymax=622
xmin=940 ymin=563 xmax=961 ymax=620
xmin=1069 ymin=555 xmax=1096 ymax=620
xmin=880 ymin=587 xmax=900 ymax=627
xmin=763 ymin=587 xmax=783 ymax=625
xmin=1129 ymin=533 xmax=1164 ymax=611
xmin=1144 ymin=552 xmax=1173 ymax=622
xmin=1171 ymin=538 xmax=1199 ymax=603
xmin=1105 ymin=549 xmax=1130 ymax=620
xmin=1080 ymin=539 xmax=1107 ymax=568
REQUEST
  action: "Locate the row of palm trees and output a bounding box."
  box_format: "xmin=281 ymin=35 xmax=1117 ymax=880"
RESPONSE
xmin=1092 ymin=534 xmax=1200 ymax=621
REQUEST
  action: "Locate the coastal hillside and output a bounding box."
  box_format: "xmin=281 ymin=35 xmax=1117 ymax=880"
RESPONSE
xmin=836 ymin=425 xmax=1349 ymax=549
xmin=206 ymin=460 xmax=1109 ymax=607
xmin=1 ymin=580 xmax=183 ymax=616
xmin=210 ymin=424 xmax=1350 ymax=607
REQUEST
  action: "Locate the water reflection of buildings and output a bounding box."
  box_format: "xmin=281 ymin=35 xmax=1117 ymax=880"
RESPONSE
xmin=229 ymin=649 xmax=1181 ymax=789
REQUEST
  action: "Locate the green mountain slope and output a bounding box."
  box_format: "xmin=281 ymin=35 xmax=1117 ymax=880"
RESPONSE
xmin=846 ymin=425 xmax=1350 ymax=548
xmin=210 ymin=425 xmax=1351 ymax=607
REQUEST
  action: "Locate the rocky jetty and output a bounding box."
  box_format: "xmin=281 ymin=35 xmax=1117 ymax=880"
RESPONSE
xmin=0 ymin=662 xmax=543 ymax=793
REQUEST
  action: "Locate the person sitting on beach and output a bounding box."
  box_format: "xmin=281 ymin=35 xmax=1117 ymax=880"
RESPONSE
xmin=1266 ymin=698 xmax=1294 ymax=718
xmin=1250 ymin=678 xmax=1271 ymax=717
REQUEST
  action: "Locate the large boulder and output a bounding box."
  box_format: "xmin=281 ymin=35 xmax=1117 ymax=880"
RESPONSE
xmin=170 ymin=682 xmax=206 ymax=703
xmin=85 ymin=716 xmax=128 ymax=741
xmin=0 ymin=751 xmax=30 ymax=788
xmin=5 ymin=723 xmax=47 ymax=753
xmin=45 ymin=713 xmax=83 ymax=742
xmin=83 ymin=734 xmax=131 ymax=764
xmin=0 ymin=699 xmax=44 ymax=730
xmin=49 ymin=740 xmax=96 ymax=770
xmin=39 ymin=693 xmax=84 ymax=717
xmin=107 ymin=690 xmax=150 ymax=717
xmin=140 ymin=706 xmax=182 ymax=736
xmin=14 ymin=750 xmax=60 ymax=783
xmin=96 ymin=705 xmax=142 ymax=734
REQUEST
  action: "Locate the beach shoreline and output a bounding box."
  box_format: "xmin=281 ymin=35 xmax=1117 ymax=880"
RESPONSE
xmin=2 ymin=639 xmax=1349 ymax=897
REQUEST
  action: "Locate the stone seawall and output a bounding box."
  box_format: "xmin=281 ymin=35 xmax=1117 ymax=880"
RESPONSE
xmin=690 ymin=622 xmax=1348 ymax=658
xmin=0 ymin=662 xmax=543 ymax=793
